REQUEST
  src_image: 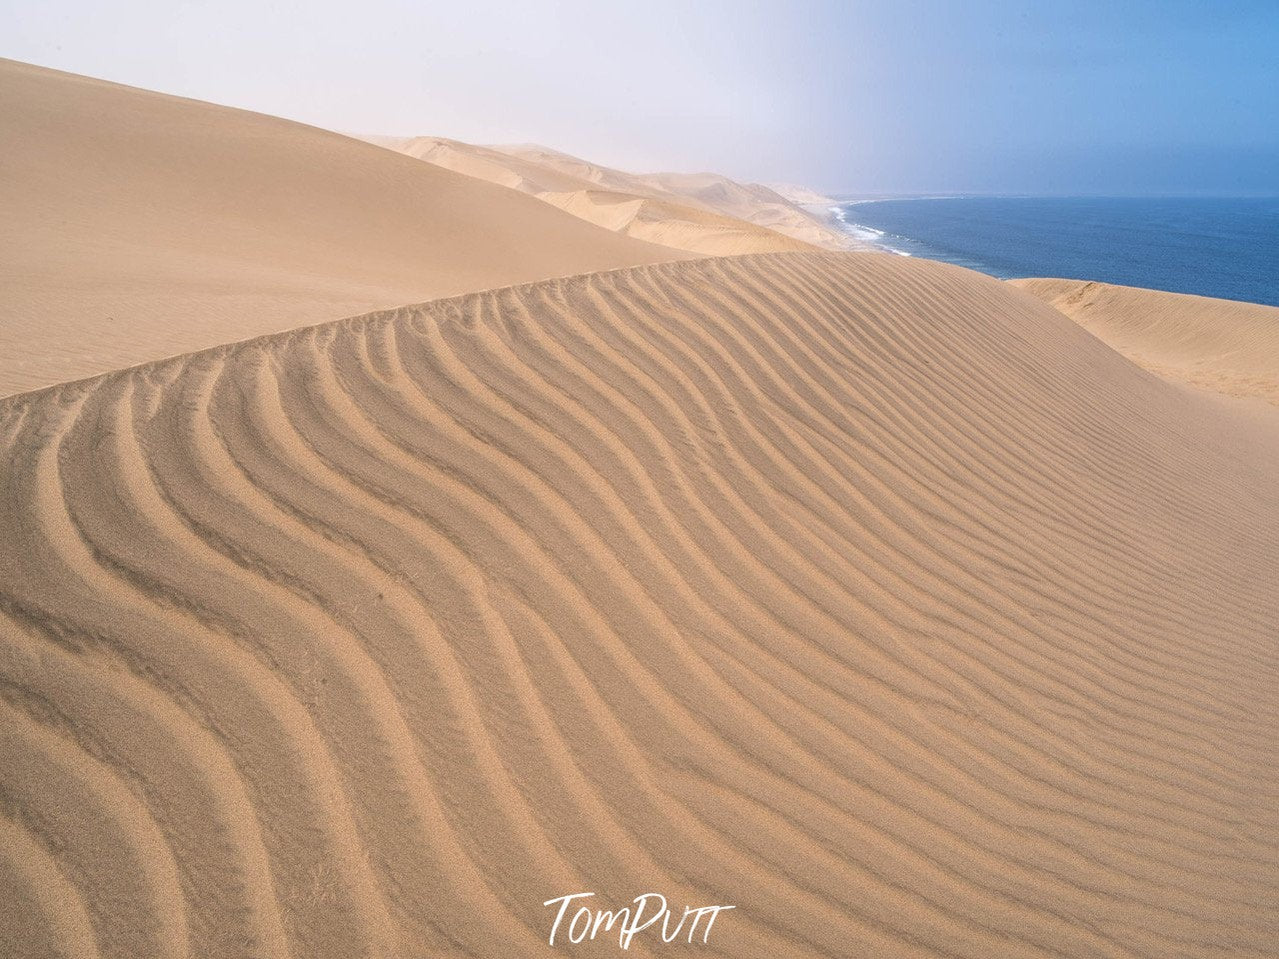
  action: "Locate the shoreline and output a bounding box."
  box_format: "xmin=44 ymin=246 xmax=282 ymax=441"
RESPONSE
xmin=819 ymin=201 xmax=916 ymax=257
xmin=815 ymin=194 xmax=1279 ymax=307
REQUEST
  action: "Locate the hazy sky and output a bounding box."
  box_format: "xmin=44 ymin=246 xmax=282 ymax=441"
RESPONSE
xmin=3 ymin=0 xmax=1276 ymax=194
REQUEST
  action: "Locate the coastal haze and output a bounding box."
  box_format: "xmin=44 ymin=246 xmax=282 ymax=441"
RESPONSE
xmin=1 ymin=3 xmax=1277 ymax=959
xmin=5 ymin=0 xmax=1276 ymax=195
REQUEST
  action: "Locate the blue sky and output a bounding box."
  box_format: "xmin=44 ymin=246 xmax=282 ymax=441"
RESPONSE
xmin=3 ymin=0 xmax=1275 ymax=194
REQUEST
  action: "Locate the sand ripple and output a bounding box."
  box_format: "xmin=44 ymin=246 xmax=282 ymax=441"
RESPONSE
xmin=2 ymin=252 xmax=1277 ymax=958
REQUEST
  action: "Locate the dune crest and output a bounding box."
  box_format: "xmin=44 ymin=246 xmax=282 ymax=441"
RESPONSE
xmin=501 ymin=144 xmax=862 ymax=252
xmin=365 ymin=136 xmax=861 ymax=254
xmin=1011 ymin=277 xmax=1279 ymax=405
xmin=0 ymin=59 xmax=683 ymax=397
xmin=3 ymin=252 xmax=1277 ymax=958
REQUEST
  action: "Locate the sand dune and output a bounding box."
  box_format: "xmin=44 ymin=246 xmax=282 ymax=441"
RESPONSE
xmin=636 ymin=170 xmax=853 ymax=249
xmin=0 ymin=60 xmax=682 ymax=397
xmin=537 ymin=189 xmax=817 ymax=256
xmin=365 ymin=135 xmax=815 ymax=255
xmin=503 ymin=145 xmax=861 ymax=251
xmin=767 ymin=182 xmax=841 ymax=207
xmin=3 ymin=251 xmax=1276 ymax=958
xmin=368 ymin=135 xmax=859 ymax=254
xmin=1011 ymin=278 xmax=1279 ymax=405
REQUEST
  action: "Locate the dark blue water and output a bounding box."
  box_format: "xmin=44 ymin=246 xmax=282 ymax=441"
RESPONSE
xmin=833 ymin=196 xmax=1279 ymax=307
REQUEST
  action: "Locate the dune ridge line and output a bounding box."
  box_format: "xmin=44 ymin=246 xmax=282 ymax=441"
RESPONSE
xmin=2 ymin=251 xmax=1277 ymax=958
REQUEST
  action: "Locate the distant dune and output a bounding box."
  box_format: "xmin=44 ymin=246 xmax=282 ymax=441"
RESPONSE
xmin=501 ymin=144 xmax=863 ymax=252
xmin=4 ymin=251 xmax=1276 ymax=958
xmin=1011 ymin=278 xmax=1279 ymax=405
xmin=766 ymin=182 xmax=840 ymax=207
xmin=366 ymin=135 xmax=860 ymax=254
xmin=0 ymin=60 xmax=683 ymax=396
xmin=635 ymin=169 xmax=851 ymax=248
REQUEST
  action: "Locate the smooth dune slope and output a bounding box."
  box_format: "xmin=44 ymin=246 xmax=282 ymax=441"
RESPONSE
xmin=0 ymin=59 xmax=683 ymax=397
xmin=363 ymin=135 xmax=817 ymax=256
xmin=1011 ymin=277 xmax=1279 ymax=404
xmin=2 ymin=252 xmax=1278 ymax=958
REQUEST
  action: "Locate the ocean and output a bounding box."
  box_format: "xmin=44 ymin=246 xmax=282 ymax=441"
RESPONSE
xmin=832 ymin=196 xmax=1279 ymax=307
